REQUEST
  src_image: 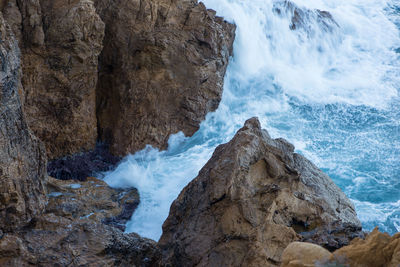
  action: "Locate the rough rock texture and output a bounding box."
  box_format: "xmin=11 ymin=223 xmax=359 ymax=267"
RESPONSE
xmin=95 ymin=0 xmax=236 ymax=156
xmin=0 ymin=11 xmax=47 ymax=232
xmin=281 ymin=242 xmax=332 ymax=267
xmin=333 ymin=227 xmax=400 ymax=267
xmin=46 ymin=177 xmax=139 ymax=231
xmin=2 ymin=0 xmax=105 ymax=159
xmin=300 ymin=221 xmax=365 ymax=251
xmin=0 ymin=177 xmax=160 ymax=266
xmin=159 ymin=117 xmax=361 ymax=266
xmin=0 ymin=216 xmax=161 ymax=266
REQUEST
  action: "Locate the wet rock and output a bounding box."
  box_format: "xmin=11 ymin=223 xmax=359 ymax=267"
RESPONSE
xmin=0 ymin=217 xmax=161 ymax=266
xmin=0 ymin=11 xmax=47 ymax=232
xmin=281 ymin=242 xmax=332 ymax=267
xmin=95 ymin=0 xmax=236 ymax=156
xmin=300 ymin=221 xmax=365 ymax=251
xmin=46 ymin=176 xmax=139 ymax=231
xmin=47 ymin=143 xmax=121 ymax=181
xmin=333 ymin=227 xmax=400 ymax=267
xmin=3 ymin=0 xmax=105 ymax=159
xmin=273 ymin=1 xmax=339 ymax=34
xmin=0 ymin=176 xmax=155 ymax=266
xmin=159 ymin=117 xmax=361 ymax=266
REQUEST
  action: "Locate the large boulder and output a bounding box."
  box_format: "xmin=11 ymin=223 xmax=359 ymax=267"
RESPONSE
xmin=159 ymin=117 xmax=361 ymax=266
xmin=0 ymin=11 xmax=47 ymax=232
xmin=2 ymin=0 xmax=105 ymax=159
xmin=281 ymin=242 xmax=332 ymax=267
xmin=333 ymin=227 xmax=400 ymax=267
xmin=95 ymin=0 xmax=236 ymax=156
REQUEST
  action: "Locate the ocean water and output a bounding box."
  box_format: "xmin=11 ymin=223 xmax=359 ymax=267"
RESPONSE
xmin=102 ymin=0 xmax=400 ymax=240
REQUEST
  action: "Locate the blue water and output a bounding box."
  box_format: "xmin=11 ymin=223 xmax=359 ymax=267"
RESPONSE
xmin=103 ymin=0 xmax=400 ymax=240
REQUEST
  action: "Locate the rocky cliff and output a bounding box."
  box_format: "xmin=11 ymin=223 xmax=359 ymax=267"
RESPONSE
xmin=1 ymin=0 xmax=235 ymax=159
xmin=159 ymin=117 xmax=361 ymax=266
xmin=95 ymin=0 xmax=235 ymax=156
xmin=0 ymin=0 xmax=397 ymax=266
xmin=3 ymin=0 xmax=105 ymax=159
xmin=0 ymin=11 xmax=47 ymax=232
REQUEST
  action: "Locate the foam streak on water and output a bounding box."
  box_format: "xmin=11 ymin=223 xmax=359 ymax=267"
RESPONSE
xmin=103 ymin=0 xmax=400 ymax=240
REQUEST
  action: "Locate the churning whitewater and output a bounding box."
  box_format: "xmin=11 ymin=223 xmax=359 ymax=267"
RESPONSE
xmin=103 ymin=0 xmax=400 ymax=240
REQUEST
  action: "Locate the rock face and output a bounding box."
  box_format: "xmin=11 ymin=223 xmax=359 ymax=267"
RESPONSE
xmin=95 ymin=0 xmax=236 ymax=156
xmin=159 ymin=117 xmax=361 ymax=266
xmin=2 ymin=0 xmax=105 ymax=159
xmin=46 ymin=177 xmax=139 ymax=231
xmin=0 ymin=11 xmax=47 ymax=232
xmin=0 ymin=177 xmax=160 ymax=266
xmin=333 ymin=227 xmax=400 ymax=267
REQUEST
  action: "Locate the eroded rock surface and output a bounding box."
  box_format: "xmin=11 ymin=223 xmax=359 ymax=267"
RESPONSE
xmin=0 ymin=12 xmax=47 ymax=232
xmin=46 ymin=177 xmax=139 ymax=231
xmin=159 ymin=117 xmax=361 ymax=266
xmin=0 ymin=177 xmax=159 ymax=266
xmin=333 ymin=227 xmax=400 ymax=267
xmin=2 ymin=0 xmax=105 ymax=159
xmin=95 ymin=0 xmax=236 ymax=156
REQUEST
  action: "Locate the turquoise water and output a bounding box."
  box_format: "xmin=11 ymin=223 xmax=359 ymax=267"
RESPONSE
xmin=103 ymin=0 xmax=400 ymax=240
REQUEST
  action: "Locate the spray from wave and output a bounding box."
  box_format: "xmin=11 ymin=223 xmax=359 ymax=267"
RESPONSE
xmin=102 ymin=0 xmax=400 ymax=240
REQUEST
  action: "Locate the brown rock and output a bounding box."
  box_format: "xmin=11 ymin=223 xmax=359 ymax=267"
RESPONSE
xmin=159 ymin=117 xmax=361 ymax=266
xmin=333 ymin=227 xmax=400 ymax=267
xmin=0 ymin=11 xmax=47 ymax=232
xmin=95 ymin=0 xmax=236 ymax=156
xmin=3 ymin=0 xmax=105 ymax=159
xmin=46 ymin=176 xmax=139 ymax=230
xmin=281 ymin=242 xmax=332 ymax=267
xmin=0 ymin=175 xmax=160 ymax=266
xmin=0 ymin=216 xmax=161 ymax=266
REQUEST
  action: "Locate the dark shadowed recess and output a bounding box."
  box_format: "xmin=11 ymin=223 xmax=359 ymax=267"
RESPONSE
xmin=47 ymin=143 xmax=121 ymax=181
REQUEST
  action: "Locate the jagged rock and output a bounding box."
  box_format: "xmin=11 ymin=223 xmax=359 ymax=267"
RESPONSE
xmin=0 ymin=11 xmax=47 ymax=232
xmin=333 ymin=227 xmax=400 ymax=267
xmin=46 ymin=177 xmax=139 ymax=231
xmin=281 ymin=242 xmax=332 ymax=267
xmin=159 ymin=117 xmax=361 ymax=266
xmin=95 ymin=0 xmax=236 ymax=156
xmin=0 ymin=176 xmax=159 ymax=266
xmin=0 ymin=218 xmax=161 ymax=266
xmin=300 ymin=221 xmax=365 ymax=251
xmin=2 ymin=0 xmax=105 ymax=159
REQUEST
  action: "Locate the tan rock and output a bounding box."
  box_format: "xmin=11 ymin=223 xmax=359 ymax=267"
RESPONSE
xmin=159 ymin=117 xmax=361 ymax=266
xmin=333 ymin=227 xmax=400 ymax=267
xmin=281 ymin=242 xmax=332 ymax=267
xmin=95 ymin=0 xmax=236 ymax=156
xmin=3 ymin=0 xmax=105 ymax=159
xmin=0 ymin=11 xmax=47 ymax=232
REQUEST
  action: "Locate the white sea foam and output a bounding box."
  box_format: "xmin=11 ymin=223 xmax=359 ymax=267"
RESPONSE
xmin=102 ymin=0 xmax=400 ymax=240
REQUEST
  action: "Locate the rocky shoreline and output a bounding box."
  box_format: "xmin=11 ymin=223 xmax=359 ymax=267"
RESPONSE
xmin=0 ymin=0 xmax=398 ymax=266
